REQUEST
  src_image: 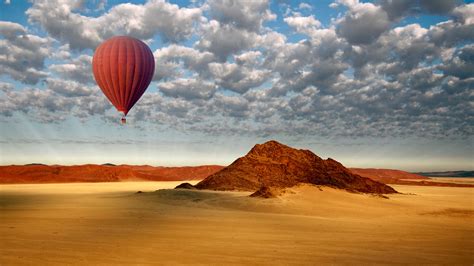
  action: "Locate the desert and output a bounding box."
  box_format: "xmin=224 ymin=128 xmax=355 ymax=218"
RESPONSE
xmin=1 ymin=181 xmax=473 ymax=265
xmin=1 ymin=141 xmax=473 ymax=265
xmin=0 ymin=164 xmax=223 ymax=184
xmin=2 ymin=0 xmax=474 ymax=264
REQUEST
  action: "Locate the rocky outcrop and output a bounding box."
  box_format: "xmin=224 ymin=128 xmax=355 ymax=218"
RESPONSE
xmin=195 ymin=141 xmax=397 ymax=194
xmin=175 ymin=182 xmax=196 ymax=189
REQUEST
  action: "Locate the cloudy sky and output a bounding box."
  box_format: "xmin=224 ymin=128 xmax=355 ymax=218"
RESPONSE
xmin=0 ymin=0 xmax=473 ymax=171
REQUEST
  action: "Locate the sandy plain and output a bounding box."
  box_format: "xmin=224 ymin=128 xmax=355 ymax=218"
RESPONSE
xmin=1 ymin=181 xmax=473 ymax=265
xmin=421 ymin=177 xmax=474 ymax=185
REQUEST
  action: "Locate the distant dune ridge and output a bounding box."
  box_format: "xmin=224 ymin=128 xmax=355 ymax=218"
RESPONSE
xmin=416 ymin=171 xmax=474 ymax=178
xmin=194 ymin=140 xmax=397 ymax=194
xmin=350 ymin=168 xmax=474 ymax=187
xmin=349 ymin=168 xmax=428 ymax=184
xmin=2 ymin=142 xmax=472 ymax=187
xmin=0 ymin=164 xmax=223 ymax=184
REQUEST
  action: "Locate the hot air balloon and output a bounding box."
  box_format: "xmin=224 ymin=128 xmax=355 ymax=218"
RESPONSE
xmin=92 ymin=36 xmax=155 ymax=124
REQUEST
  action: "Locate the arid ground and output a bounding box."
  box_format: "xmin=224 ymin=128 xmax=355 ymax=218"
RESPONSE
xmin=1 ymin=181 xmax=473 ymax=265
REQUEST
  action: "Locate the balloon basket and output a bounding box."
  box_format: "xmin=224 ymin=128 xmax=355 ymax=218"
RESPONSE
xmin=121 ymin=117 xmax=126 ymax=124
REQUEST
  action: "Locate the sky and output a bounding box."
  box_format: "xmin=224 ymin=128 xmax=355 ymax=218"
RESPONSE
xmin=0 ymin=0 xmax=473 ymax=171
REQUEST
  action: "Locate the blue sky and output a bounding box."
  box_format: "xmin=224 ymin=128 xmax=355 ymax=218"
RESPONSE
xmin=0 ymin=0 xmax=473 ymax=171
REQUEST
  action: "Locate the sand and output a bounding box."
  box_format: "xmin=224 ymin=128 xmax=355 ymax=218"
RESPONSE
xmin=423 ymin=177 xmax=474 ymax=185
xmin=1 ymin=181 xmax=473 ymax=265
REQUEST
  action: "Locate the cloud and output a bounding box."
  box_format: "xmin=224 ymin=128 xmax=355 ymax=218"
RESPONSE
xmin=0 ymin=81 xmax=13 ymax=92
xmin=158 ymin=78 xmax=216 ymax=100
xmin=0 ymin=21 xmax=25 ymax=38
xmin=1 ymin=86 xmax=74 ymax=120
xmin=427 ymin=18 xmax=474 ymax=48
xmin=26 ymin=0 xmax=203 ymax=50
xmin=197 ymin=21 xmax=260 ymax=61
xmin=381 ymin=0 xmax=462 ymax=20
xmin=49 ymin=54 xmax=93 ymax=84
xmin=1 ymin=0 xmax=473 ymax=139
xmin=153 ymin=44 xmax=215 ymax=80
xmin=284 ymin=15 xmax=321 ymax=37
xmin=207 ymin=0 xmax=275 ymax=32
xmin=298 ymin=3 xmax=312 ymax=10
xmin=234 ymin=50 xmax=262 ymax=65
xmin=44 ymin=78 xmax=94 ymax=97
xmin=263 ymin=40 xmax=312 ymax=79
xmin=439 ymin=44 xmax=474 ymax=80
xmin=212 ymin=93 xmax=249 ymax=118
xmin=452 ymin=3 xmax=474 ymax=25
xmin=379 ymin=0 xmax=413 ymax=20
xmin=337 ymin=0 xmax=463 ymax=45
xmin=208 ymin=61 xmax=271 ymax=93
xmin=336 ymin=2 xmax=391 ymax=45
xmin=0 ymin=80 xmax=109 ymax=122
xmin=0 ymin=21 xmax=51 ymax=84
xmin=419 ymin=0 xmax=460 ymax=14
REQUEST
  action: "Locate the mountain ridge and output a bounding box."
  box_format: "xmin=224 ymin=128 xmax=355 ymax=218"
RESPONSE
xmin=349 ymin=168 xmax=428 ymax=184
xmin=0 ymin=164 xmax=223 ymax=184
xmin=195 ymin=140 xmax=397 ymax=194
xmin=416 ymin=171 xmax=474 ymax=178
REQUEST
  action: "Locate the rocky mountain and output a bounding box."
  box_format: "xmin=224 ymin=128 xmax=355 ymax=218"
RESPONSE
xmin=195 ymin=141 xmax=397 ymax=194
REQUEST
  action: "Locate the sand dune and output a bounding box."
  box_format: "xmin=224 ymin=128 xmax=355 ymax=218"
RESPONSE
xmin=349 ymin=168 xmax=428 ymax=183
xmin=350 ymin=168 xmax=474 ymax=188
xmin=1 ymin=181 xmax=473 ymax=265
xmin=425 ymin=177 xmax=474 ymax=185
xmin=0 ymin=164 xmax=223 ymax=184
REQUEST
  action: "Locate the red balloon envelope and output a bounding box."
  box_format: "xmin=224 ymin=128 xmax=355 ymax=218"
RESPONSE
xmin=92 ymin=36 xmax=155 ymax=123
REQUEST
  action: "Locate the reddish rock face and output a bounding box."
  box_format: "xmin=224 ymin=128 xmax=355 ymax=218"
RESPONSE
xmin=196 ymin=140 xmax=397 ymax=194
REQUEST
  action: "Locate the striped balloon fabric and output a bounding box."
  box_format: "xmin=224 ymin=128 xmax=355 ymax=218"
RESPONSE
xmin=92 ymin=36 xmax=155 ymax=122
